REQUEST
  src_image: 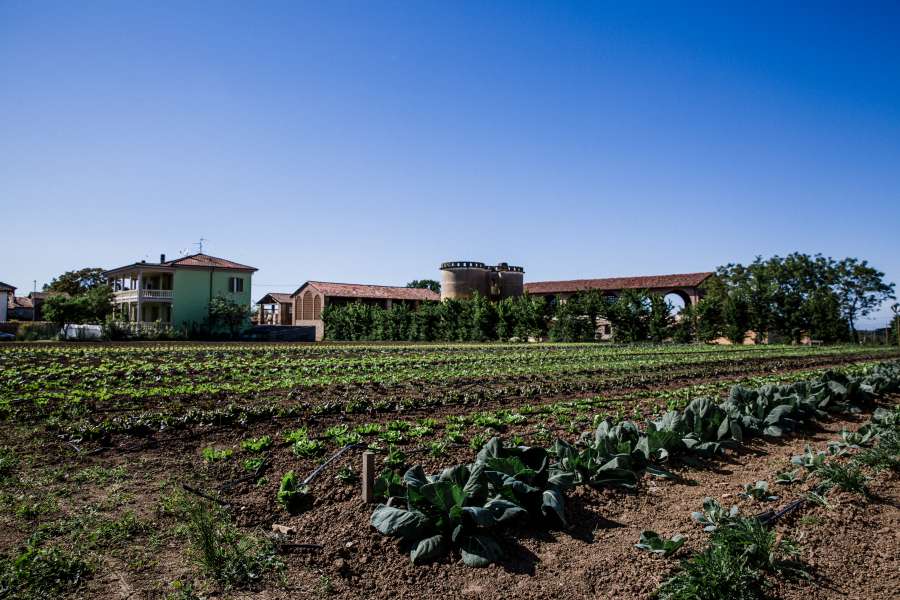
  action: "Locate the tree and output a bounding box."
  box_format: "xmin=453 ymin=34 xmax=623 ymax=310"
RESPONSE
xmin=891 ymin=303 xmax=900 ymax=347
xmin=208 ymin=296 xmax=250 ymax=338
xmin=648 ymin=294 xmax=674 ymax=342
xmin=605 ymin=290 xmax=651 ymax=343
xmin=833 ymin=258 xmax=895 ymax=342
xmin=406 ymin=279 xmax=441 ymax=294
xmin=42 ymin=286 xmax=114 ymax=326
xmin=44 ymin=268 xmax=107 ymax=295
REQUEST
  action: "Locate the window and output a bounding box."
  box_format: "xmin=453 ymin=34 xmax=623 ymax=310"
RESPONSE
xmin=228 ymin=277 xmax=244 ymax=293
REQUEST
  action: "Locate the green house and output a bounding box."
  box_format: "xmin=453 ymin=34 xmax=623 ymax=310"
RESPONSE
xmin=104 ymin=253 xmax=257 ymax=330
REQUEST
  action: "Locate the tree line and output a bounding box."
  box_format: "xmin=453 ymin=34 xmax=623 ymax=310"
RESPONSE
xmin=324 ymin=254 xmax=895 ymax=343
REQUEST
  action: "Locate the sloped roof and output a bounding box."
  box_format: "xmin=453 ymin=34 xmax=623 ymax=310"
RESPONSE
xmin=164 ymin=253 xmax=257 ymax=271
xmin=0 ymin=281 xmax=15 ymax=292
xmin=293 ymin=281 xmax=440 ymax=302
xmin=105 ymin=253 xmax=257 ymax=276
xmin=524 ymin=272 xmax=714 ymax=295
xmin=9 ymin=296 xmax=32 ymax=309
xmin=256 ymin=292 xmax=294 ymax=305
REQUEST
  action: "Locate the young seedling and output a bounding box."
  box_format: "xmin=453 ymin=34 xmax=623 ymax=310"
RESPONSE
xmin=635 ymin=530 xmax=686 ymax=557
xmin=739 ymin=481 xmax=778 ymax=502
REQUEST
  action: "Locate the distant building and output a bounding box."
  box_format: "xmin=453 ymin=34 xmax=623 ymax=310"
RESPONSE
xmin=7 ymin=292 xmax=48 ymax=321
xmin=0 ymin=282 xmax=14 ymax=322
xmin=439 ymin=261 xmax=524 ymax=301
xmin=104 ymin=253 xmax=256 ymax=330
xmin=290 ymin=281 xmax=439 ymax=341
xmin=256 ymin=293 xmax=294 ymax=326
xmin=523 ymin=272 xmax=714 ymax=309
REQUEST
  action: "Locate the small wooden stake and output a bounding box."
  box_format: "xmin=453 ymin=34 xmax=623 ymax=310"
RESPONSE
xmin=362 ymin=451 xmax=375 ymax=503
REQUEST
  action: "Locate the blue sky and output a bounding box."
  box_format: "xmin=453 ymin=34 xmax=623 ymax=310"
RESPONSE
xmin=2 ymin=1 xmax=898 ymax=326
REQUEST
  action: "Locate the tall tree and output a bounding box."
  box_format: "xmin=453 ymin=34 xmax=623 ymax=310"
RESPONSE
xmin=832 ymin=258 xmax=895 ymax=341
xmin=44 ymin=268 xmax=107 ymax=296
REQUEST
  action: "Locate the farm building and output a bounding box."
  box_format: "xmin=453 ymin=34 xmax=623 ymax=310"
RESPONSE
xmin=0 ymin=282 xmax=14 ymax=322
xmin=523 ymin=272 xmax=713 ymax=308
xmin=104 ymin=253 xmax=256 ymax=330
xmin=290 ymin=281 xmax=439 ymax=341
xmin=7 ymin=292 xmax=48 ymax=321
xmin=256 ymin=293 xmax=294 ymax=326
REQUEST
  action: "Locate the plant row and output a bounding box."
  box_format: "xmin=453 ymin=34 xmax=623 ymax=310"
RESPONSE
xmin=366 ymin=362 xmax=900 ymax=567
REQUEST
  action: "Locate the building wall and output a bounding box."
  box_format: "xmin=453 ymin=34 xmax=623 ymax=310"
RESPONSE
xmin=0 ymin=292 xmax=8 ymax=322
xmin=172 ymin=269 xmax=253 ymax=329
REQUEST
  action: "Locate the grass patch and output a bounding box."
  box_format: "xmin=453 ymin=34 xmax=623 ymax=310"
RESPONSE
xmin=0 ymin=544 xmax=91 ymax=599
xmin=184 ymin=500 xmax=281 ymax=589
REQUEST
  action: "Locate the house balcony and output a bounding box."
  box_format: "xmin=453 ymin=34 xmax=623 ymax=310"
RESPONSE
xmin=112 ymin=289 xmax=174 ymax=303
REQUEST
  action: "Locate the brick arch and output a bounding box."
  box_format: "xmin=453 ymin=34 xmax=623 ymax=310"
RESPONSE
xmin=302 ymin=291 xmax=314 ymax=320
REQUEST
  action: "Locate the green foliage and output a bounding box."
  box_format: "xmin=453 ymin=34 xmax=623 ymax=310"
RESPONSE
xmin=276 ymin=471 xmax=310 ymax=514
xmin=658 ymin=542 xmax=762 ymax=600
xmin=43 ymin=285 xmax=114 ymax=326
xmin=201 ymin=447 xmax=233 ymax=462
xmin=45 ymin=267 xmax=107 ymax=295
xmin=704 ymin=253 xmax=894 ymax=343
xmin=240 ymin=436 xmax=272 ymax=453
xmin=739 ymin=480 xmax=778 ymax=502
xmin=185 ymin=500 xmax=281 ymax=588
xmin=208 ymin=296 xmax=250 ymax=338
xmin=0 ymin=544 xmax=91 ymax=599
xmin=815 ymin=461 xmax=869 ymax=495
xmin=369 ymin=439 xmax=572 ymax=568
xmin=660 ymin=502 xmax=805 ymax=599
xmin=324 ymin=293 xmax=550 ymax=342
xmin=406 ymin=279 xmax=441 ymax=294
xmin=634 ymin=530 xmax=685 ymax=556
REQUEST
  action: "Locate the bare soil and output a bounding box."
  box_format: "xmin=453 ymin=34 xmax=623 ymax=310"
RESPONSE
xmin=3 ymin=394 xmax=894 ymax=600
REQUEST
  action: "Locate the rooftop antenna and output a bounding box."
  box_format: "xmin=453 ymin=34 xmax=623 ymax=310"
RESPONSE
xmin=195 ymin=237 xmax=208 ymax=254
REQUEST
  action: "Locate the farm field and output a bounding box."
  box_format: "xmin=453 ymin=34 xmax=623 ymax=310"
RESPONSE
xmin=1 ymin=342 xmax=899 ymax=599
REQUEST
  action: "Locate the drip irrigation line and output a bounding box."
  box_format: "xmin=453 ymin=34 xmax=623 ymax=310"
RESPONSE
xmin=301 ymin=443 xmax=367 ymax=486
xmin=755 ymin=498 xmax=807 ymax=527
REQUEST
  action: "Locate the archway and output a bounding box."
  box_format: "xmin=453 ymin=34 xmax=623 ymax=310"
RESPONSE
xmin=663 ymin=290 xmax=692 ymax=317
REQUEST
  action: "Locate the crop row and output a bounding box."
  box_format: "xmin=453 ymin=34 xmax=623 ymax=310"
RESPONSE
xmin=363 ymin=361 xmax=900 ymax=567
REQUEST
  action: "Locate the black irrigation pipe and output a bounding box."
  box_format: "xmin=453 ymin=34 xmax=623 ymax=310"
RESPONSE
xmin=301 ymin=443 xmax=367 ymax=486
xmin=755 ymin=498 xmax=807 ymax=527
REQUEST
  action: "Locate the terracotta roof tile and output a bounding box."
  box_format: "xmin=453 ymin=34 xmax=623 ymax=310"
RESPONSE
xmin=164 ymin=253 xmax=257 ymax=271
xmin=256 ymin=292 xmax=294 ymax=305
xmin=296 ymin=281 xmax=439 ymax=302
xmin=9 ymin=296 xmax=32 ymax=309
xmin=524 ymin=272 xmax=714 ymax=295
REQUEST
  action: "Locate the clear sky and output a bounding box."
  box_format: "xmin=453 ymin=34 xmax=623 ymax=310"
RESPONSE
xmin=2 ymin=1 xmax=898 ymax=326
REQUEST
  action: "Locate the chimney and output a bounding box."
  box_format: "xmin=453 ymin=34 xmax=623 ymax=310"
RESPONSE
xmin=160 ymin=253 xmax=166 ymax=263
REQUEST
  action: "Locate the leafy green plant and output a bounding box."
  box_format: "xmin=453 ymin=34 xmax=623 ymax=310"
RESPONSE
xmin=336 ymin=467 xmax=358 ymax=484
xmin=739 ymin=481 xmax=778 ymax=502
xmin=384 ymin=446 xmax=407 ymax=470
xmin=243 ymin=458 xmax=265 ymax=472
xmin=635 ymin=530 xmax=686 ymax=557
xmin=691 ymin=498 xmax=739 ymax=532
xmin=370 ymin=464 xmax=526 ymax=567
xmin=276 ymin=471 xmax=310 ymax=514
xmin=201 ymin=447 xmax=233 ymax=462
xmin=291 ymin=439 xmax=325 ymax=458
xmin=791 ymin=444 xmax=827 ymax=472
xmin=774 ymin=470 xmax=802 ymax=485
xmin=240 ymin=436 xmax=272 ymax=453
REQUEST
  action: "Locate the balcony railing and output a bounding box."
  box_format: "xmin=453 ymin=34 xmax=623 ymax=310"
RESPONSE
xmin=113 ymin=289 xmax=174 ymax=302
